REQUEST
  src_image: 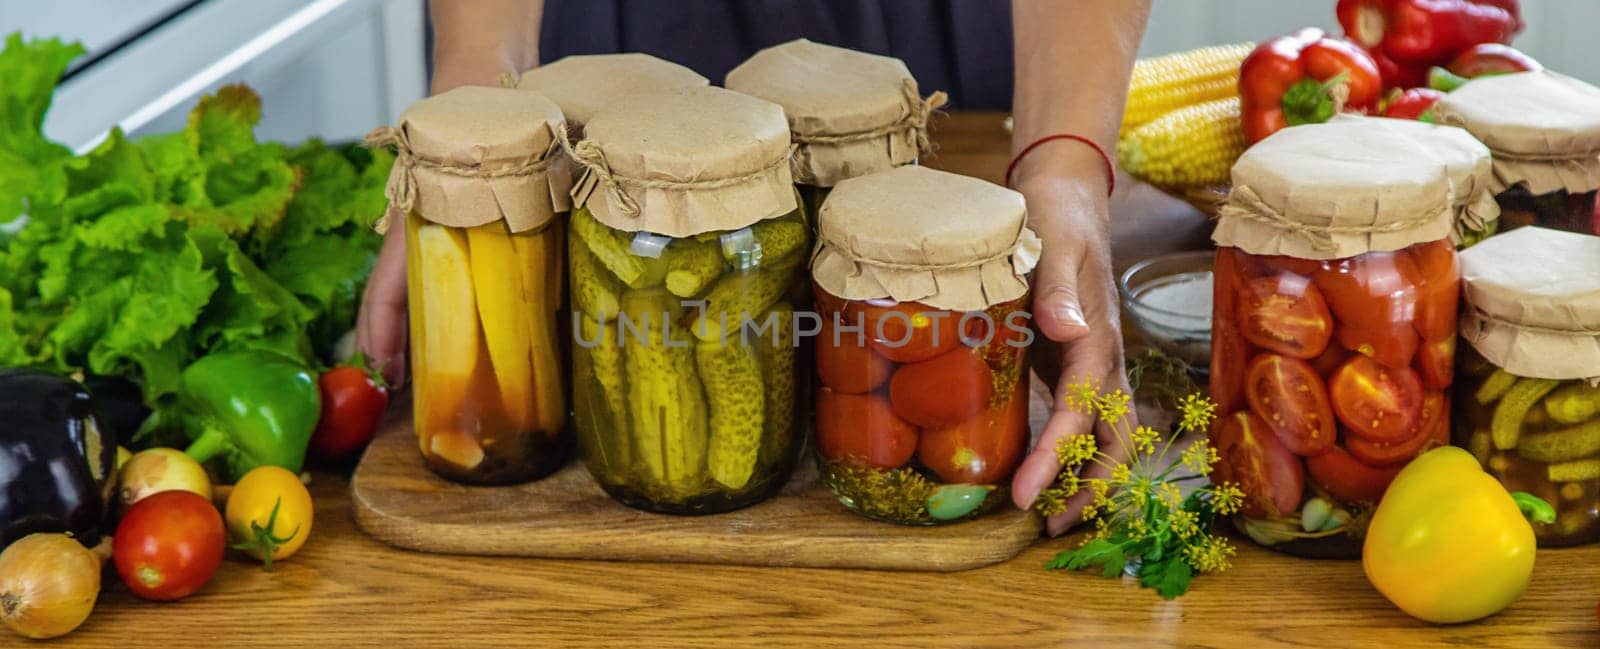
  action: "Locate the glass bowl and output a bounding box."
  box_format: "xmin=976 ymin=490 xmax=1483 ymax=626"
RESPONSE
xmin=1119 ymin=251 xmax=1213 ymax=367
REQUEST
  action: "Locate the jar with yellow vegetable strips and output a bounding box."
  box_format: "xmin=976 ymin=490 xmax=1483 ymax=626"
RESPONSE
xmin=1453 ymin=227 xmax=1600 ymax=546
xmin=369 ymin=86 xmax=572 ymax=485
xmin=567 ymin=86 xmax=809 ymax=514
xmin=725 ymin=39 xmax=944 ymax=229
xmin=514 ymin=53 xmax=707 ymax=137
xmin=811 ymin=165 xmax=1040 ymax=524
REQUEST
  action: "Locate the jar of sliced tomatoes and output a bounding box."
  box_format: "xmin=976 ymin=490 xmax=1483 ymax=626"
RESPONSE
xmin=1210 ymin=117 xmax=1480 ymax=557
xmin=811 ymin=165 xmax=1041 ymax=524
xmin=1434 ymin=71 xmax=1600 ymax=239
xmin=726 ymin=39 xmax=944 ymax=228
xmin=1454 ymin=227 xmax=1600 ymax=547
xmin=371 ymin=87 xmax=573 ymax=485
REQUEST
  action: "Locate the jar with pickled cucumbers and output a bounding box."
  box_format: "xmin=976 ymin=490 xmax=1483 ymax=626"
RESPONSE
xmin=810 ymin=165 xmax=1041 ymax=524
xmin=726 ymin=39 xmax=945 ymax=229
xmin=1209 ymin=118 xmax=1479 ymax=557
xmin=373 ymin=86 xmax=574 ymax=485
xmin=566 ymin=86 xmax=808 ymax=514
xmin=1434 ymin=71 xmax=1600 ymax=239
xmin=1453 ymin=227 xmax=1600 ymax=546
xmin=515 ymin=53 xmax=707 ymax=135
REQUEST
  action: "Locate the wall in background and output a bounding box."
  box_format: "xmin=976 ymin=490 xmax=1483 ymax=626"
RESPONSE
xmin=1140 ymin=0 xmax=1600 ymax=83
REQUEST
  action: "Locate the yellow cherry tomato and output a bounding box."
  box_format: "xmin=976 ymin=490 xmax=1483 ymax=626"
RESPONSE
xmin=225 ymin=466 xmax=313 ymax=569
xmin=1363 ymin=447 xmax=1547 ymax=624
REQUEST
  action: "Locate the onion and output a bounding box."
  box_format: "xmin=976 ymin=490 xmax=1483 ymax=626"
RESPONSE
xmin=0 ymin=534 xmax=106 ymax=639
xmin=118 ymin=447 xmax=213 ymax=509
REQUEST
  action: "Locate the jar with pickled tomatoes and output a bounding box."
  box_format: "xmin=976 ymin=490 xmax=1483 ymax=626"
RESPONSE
xmin=726 ymin=39 xmax=944 ymax=229
xmin=1453 ymin=227 xmax=1600 ymax=547
xmin=1209 ymin=118 xmax=1483 ymax=557
xmin=567 ymin=87 xmax=809 ymax=514
xmin=1434 ymin=71 xmax=1600 ymax=241
xmin=372 ymin=87 xmax=573 ymax=485
xmin=811 ymin=166 xmax=1041 ymax=524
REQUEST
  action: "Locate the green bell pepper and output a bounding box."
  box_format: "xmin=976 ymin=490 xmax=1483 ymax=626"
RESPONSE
xmin=181 ymin=351 xmax=320 ymax=482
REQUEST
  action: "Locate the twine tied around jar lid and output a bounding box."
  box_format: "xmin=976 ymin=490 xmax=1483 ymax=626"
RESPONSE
xmin=791 ymin=80 xmax=947 ymax=149
xmin=560 ymin=133 xmax=797 ymax=224
xmin=1219 ymin=183 xmax=1455 ymax=254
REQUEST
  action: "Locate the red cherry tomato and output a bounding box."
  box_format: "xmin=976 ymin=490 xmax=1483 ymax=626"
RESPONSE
xmin=816 ymin=388 xmax=917 ymax=469
xmin=917 ymin=380 xmax=1029 ymax=484
xmin=1258 ymin=255 xmax=1324 ymax=278
xmin=1407 ymin=239 xmax=1460 ymax=343
xmin=1306 ymin=444 xmax=1402 ymax=505
xmin=815 ymin=320 xmax=894 ymax=394
xmin=1346 ymin=391 xmax=1445 ymax=466
xmin=1211 ymin=249 xmax=1254 ymax=412
xmin=112 ymin=490 xmax=225 ymax=601
xmin=1335 ymin=321 xmax=1419 ymax=369
xmin=1330 ymin=355 xmax=1424 ymax=443
xmin=1314 ymin=252 xmax=1421 ymax=333
xmin=1246 ymin=354 xmax=1336 ymax=456
xmin=1309 ymin=342 xmax=1352 ymax=377
xmin=1236 ymin=274 xmax=1334 ymax=360
xmin=888 ymin=349 xmax=994 ymax=429
xmin=852 ymin=301 xmax=962 ymax=363
xmin=310 ymin=362 xmax=390 ymax=461
xmin=1415 ymin=336 xmax=1455 ymax=391
xmin=1211 ymin=411 xmax=1305 ymax=518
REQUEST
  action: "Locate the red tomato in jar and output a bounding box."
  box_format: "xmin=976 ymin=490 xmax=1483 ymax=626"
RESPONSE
xmin=1309 ymin=342 xmax=1351 ymax=377
xmin=1346 ymin=391 xmax=1446 ymax=466
xmin=1306 ymin=444 xmax=1403 ymax=504
xmin=816 ymin=388 xmax=918 ymax=469
xmin=1335 ymin=321 xmax=1419 ymax=369
xmin=1258 ymin=255 xmax=1323 ymax=278
xmin=917 ymin=379 xmax=1030 ymax=484
xmin=112 ymin=490 xmax=225 ymax=601
xmin=1330 ymin=355 xmax=1424 ymax=443
xmin=815 ymin=320 xmax=894 ymax=394
xmin=1212 ymin=411 xmax=1304 ymax=518
xmin=853 ymin=301 xmax=963 ymax=363
xmin=888 ymin=349 xmax=994 ymax=428
xmin=1407 ymin=239 xmax=1460 ymax=343
xmin=311 ymin=362 xmax=390 ymax=461
xmin=1414 ymin=336 xmax=1455 ymax=391
xmin=1314 ymin=252 xmax=1421 ymax=332
xmin=1211 ymin=250 xmax=1254 ymax=412
xmin=1245 ymin=354 xmax=1336 ymax=456
xmin=1236 ymin=275 xmax=1334 ymax=359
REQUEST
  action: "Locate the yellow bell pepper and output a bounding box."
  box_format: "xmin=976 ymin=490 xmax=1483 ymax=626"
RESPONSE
xmin=1363 ymin=447 xmax=1555 ymax=624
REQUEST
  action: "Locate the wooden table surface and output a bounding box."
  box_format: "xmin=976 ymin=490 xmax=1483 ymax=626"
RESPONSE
xmin=73 ymin=113 xmax=1600 ymax=648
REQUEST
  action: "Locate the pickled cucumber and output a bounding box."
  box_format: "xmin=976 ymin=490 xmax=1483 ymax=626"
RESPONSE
xmin=756 ymin=302 xmax=796 ymax=469
xmin=696 ymin=337 xmax=766 ymax=490
xmin=1547 ymin=459 xmax=1600 ymax=482
xmin=571 ymin=238 xmax=623 ymax=321
xmin=1518 ymin=419 xmax=1600 ymax=462
xmin=1475 ymin=369 xmax=1518 ymax=405
xmin=1491 ymin=378 xmax=1561 ymax=450
xmin=626 ymin=320 xmax=709 ymax=496
xmin=690 ymin=252 xmax=802 ymax=342
xmin=619 ymin=288 xmax=687 ymax=330
xmin=731 ymin=216 xmax=807 ymax=266
xmin=509 ymin=226 xmax=566 ymax=434
xmin=578 ymin=314 xmax=630 ymax=467
xmin=1543 ymin=383 xmax=1600 ymax=425
xmin=572 ymin=206 xmax=665 ymax=289
xmin=663 ymin=239 xmax=725 ymax=298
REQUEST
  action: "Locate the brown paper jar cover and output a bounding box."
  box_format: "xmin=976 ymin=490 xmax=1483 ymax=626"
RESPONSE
xmin=725 ymin=38 xmax=946 ymax=188
xmin=1458 ymin=226 xmax=1600 ymax=381
xmin=1214 ymin=116 xmax=1456 ymax=260
xmin=515 ymin=53 xmax=708 ymax=131
xmin=368 ymin=86 xmax=571 ymax=234
xmin=1359 ymin=115 xmax=1500 ymax=244
xmin=812 ymin=165 xmax=1041 ymax=312
xmin=568 ymin=86 xmax=796 ymax=238
xmin=1433 ymin=71 xmax=1600 ymax=196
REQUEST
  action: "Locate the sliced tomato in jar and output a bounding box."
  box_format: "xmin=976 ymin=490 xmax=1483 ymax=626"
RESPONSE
xmin=1330 ymin=355 xmax=1424 ymax=443
xmin=1414 ymin=335 xmax=1455 ymax=391
xmin=815 ymin=320 xmax=895 ymax=394
xmin=917 ymin=379 xmax=1030 ymax=484
xmin=1346 ymin=391 xmax=1444 ymax=466
xmin=888 ymin=349 xmax=994 ymax=429
xmin=1245 ymin=354 xmax=1336 ymax=456
xmin=1211 ymin=249 xmax=1253 ymax=412
xmin=1306 ymin=444 xmax=1403 ymax=505
xmin=1314 ymin=252 xmax=1420 ymax=332
xmin=1211 ymin=411 xmax=1305 ymax=519
xmin=855 ymin=301 xmax=963 ymax=363
xmin=1309 ymin=342 xmax=1351 ymax=377
xmin=1335 ymin=321 xmax=1419 ymax=369
xmin=1236 ymin=275 xmax=1333 ymax=359
xmin=1407 ymin=240 xmax=1460 ymax=342
xmin=816 ymin=388 xmax=918 ymax=469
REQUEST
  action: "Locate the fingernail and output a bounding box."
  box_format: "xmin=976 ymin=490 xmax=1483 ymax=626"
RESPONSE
xmin=1054 ymin=304 xmax=1087 ymax=328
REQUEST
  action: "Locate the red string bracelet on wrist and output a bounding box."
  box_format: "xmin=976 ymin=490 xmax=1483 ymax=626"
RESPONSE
xmin=1004 ymin=133 xmax=1115 ymax=198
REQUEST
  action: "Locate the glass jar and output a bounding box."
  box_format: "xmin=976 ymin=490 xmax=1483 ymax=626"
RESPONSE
xmin=565 ymin=86 xmax=806 ymax=514
xmin=376 ymin=86 xmax=575 ymax=485
xmin=1491 ymin=185 xmax=1598 ymax=235
xmin=407 ymin=215 xmax=569 ymax=484
xmin=570 ymin=207 xmax=808 ymax=513
xmin=809 ymin=165 xmax=1040 ymax=525
xmin=1207 ymin=117 xmax=1475 ymax=557
xmin=1451 ymin=226 xmax=1600 ymax=546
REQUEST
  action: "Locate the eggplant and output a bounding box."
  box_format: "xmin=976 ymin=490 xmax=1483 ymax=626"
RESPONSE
xmin=0 ymin=369 xmax=117 ymax=547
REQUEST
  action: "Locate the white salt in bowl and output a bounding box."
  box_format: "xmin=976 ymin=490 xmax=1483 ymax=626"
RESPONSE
xmin=1119 ymin=251 xmax=1213 ymax=367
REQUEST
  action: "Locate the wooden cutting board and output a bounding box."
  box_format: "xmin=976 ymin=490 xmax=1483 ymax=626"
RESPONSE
xmin=350 ymin=383 xmax=1049 ymax=572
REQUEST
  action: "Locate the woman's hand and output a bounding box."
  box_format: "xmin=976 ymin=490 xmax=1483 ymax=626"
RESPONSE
xmin=1007 ymin=146 xmax=1134 ymax=537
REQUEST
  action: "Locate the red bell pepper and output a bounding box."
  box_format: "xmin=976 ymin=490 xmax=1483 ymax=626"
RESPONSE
xmin=1339 ymin=0 xmax=1523 ymax=68
xmin=1428 ymin=43 xmax=1541 ymax=92
xmin=1381 ymin=87 xmax=1446 ymax=120
xmin=1239 ymin=29 xmax=1383 ymax=144
xmin=1372 ymin=48 xmax=1430 ymax=90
